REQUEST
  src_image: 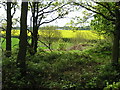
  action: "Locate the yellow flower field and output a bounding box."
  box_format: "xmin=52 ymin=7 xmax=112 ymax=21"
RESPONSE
xmin=60 ymin=30 xmax=103 ymax=40
xmin=0 ymin=29 xmax=104 ymax=40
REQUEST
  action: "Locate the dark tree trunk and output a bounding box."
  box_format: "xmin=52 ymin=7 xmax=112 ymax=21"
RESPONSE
xmin=112 ymin=29 xmax=120 ymax=65
xmin=31 ymin=2 xmax=35 ymax=48
xmin=31 ymin=2 xmax=39 ymax=55
xmin=32 ymin=25 xmax=38 ymax=55
xmin=33 ymin=26 xmax=38 ymax=54
xmin=6 ymin=1 xmax=12 ymax=57
xmin=31 ymin=16 xmax=38 ymax=54
xmin=17 ymin=1 xmax=28 ymax=76
xmin=112 ymin=2 xmax=120 ymax=65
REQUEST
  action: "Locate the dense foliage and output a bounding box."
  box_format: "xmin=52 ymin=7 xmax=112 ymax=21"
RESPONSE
xmin=1 ymin=1 xmax=120 ymax=90
xmin=2 ymin=42 xmax=120 ymax=89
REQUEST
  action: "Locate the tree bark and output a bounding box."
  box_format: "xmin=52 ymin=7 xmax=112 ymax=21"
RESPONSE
xmin=32 ymin=26 xmax=38 ymax=54
xmin=31 ymin=2 xmax=39 ymax=55
xmin=6 ymin=1 xmax=12 ymax=57
xmin=112 ymin=2 xmax=120 ymax=65
xmin=31 ymin=2 xmax=35 ymax=49
xmin=17 ymin=1 xmax=28 ymax=76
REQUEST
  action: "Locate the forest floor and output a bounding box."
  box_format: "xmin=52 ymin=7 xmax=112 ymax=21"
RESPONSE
xmin=3 ymin=42 xmax=120 ymax=90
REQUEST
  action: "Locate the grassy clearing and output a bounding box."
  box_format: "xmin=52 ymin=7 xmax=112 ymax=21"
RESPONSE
xmin=1 ymin=38 xmax=19 ymax=49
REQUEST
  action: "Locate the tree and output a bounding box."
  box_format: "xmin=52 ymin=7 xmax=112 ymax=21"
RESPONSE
xmin=2 ymin=1 xmax=17 ymax=57
xmin=112 ymin=2 xmax=120 ymax=65
xmin=66 ymin=10 xmax=92 ymax=31
xmin=6 ymin=0 xmax=12 ymax=57
xmin=72 ymin=1 xmax=120 ymax=65
xmin=29 ymin=1 xmax=70 ymax=55
xmin=39 ymin=26 xmax=62 ymax=51
xmin=17 ymin=1 xmax=28 ymax=76
xmin=90 ymin=2 xmax=115 ymax=42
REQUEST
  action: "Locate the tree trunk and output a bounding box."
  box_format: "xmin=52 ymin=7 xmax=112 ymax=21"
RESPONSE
xmin=112 ymin=30 xmax=120 ymax=65
xmin=31 ymin=2 xmax=39 ymax=55
xmin=6 ymin=1 xmax=12 ymax=57
xmin=33 ymin=26 xmax=38 ymax=54
xmin=34 ymin=31 xmax=38 ymax=53
xmin=112 ymin=2 xmax=120 ymax=65
xmin=31 ymin=2 xmax=35 ymax=49
xmin=31 ymin=16 xmax=38 ymax=55
xmin=17 ymin=1 xmax=28 ymax=76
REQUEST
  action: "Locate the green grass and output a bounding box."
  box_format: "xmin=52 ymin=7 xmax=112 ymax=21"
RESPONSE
xmin=1 ymin=38 xmax=19 ymax=49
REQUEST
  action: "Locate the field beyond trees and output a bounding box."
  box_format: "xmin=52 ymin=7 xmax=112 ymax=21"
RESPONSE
xmin=1 ymin=30 xmax=103 ymax=49
xmin=1 ymin=29 xmax=103 ymax=39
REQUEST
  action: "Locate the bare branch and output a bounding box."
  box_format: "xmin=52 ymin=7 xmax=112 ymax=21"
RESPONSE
xmin=1 ymin=38 xmax=5 ymax=45
xmin=13 ymin=17 xmax=20 ymax=23
xmin=12 ymin=44 xmax=19 ymax=48
xmin=29 ymin=2 xmax=32 ymax=9
xmin=0 ymin=19 xmax=6 ymax=23
xmin=38 ymin=40 xmax=49 ymax=49
xmin=38 ymin=39 xmax=52 ymax=52
xmin=38 ymin=1 xmax=53 ymax=13
xmin=38 ymin=3 xmax=67 ymax=17
xmin=11 ymin=4 xmax=16 ymax=18
xmin=38 ymin=14 xmax=44 ymax=27
xmin=44 ymin=4 xmax=67 ymax=14
xmin=39 ymin=16 xmax=60 ymax=26
xmin=1 ymin=27 xmax=6 ymax=31
xmin=27 ymin=29 xmax=33 ymax=36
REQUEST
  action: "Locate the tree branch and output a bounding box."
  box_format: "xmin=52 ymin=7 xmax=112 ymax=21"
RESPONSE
xmin=38 ymin=1 xmax=53 ymax=13
xmin=11 ymin=3 xmax=16 ymax=18
xmin=38 ymin=14 xmax=44 ymax=27
xmin=39 ymin=16 xmax=60 ymax=26
xmin=27 ymin=29 xmax=33 ymax=36
xmin=44 ymin=4 xmax=67 ymax=14
xmin=38 ymin=3 xmax=67 ymax=17
xmin=1 ymin=27 xmax=6 ymax=31
xmin=38 ymin=39 xmax=52 ymax=52
xmin=93 ymin=1 xmax=115 ymax=17
xmin=74 ymin=2 xmax=115 ymax=21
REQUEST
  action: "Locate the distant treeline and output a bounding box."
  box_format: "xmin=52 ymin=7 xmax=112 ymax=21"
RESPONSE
xmin=57 ymin=26 xmax=90 ymax=30
xmin=1 ymin=26 xmax=90 ymax=30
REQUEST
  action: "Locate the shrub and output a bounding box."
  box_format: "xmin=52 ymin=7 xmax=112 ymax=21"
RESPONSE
xmin=2 ymin=56 xmax=25 ymax=89
xmin=103 ymin=81 xmax=120 ymax=90
xmin=58 ymin=43 xmax=67 ymax=50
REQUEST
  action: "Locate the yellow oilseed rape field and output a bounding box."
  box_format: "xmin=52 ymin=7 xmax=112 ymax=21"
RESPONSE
xmin=0 ymin=29 xmax=104 ymax=40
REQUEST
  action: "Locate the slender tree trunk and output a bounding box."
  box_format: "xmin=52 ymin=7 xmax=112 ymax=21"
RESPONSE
xmin=31 ymin=2 xmax=39 ymax=55
xmin=17 ymin=1 xmax=28 ymax=76
xmin=6 ymin=1 xmax=12 ymax=57
xmin=32 ymin=18 xmax=38 ymax=55
xmin=112 ymin=2 xmax=120 ymax=65
xmin=31 ymin=2 xmax=35 ymax=48
xmin=33 ymin=26 xmax=38 ymax=54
